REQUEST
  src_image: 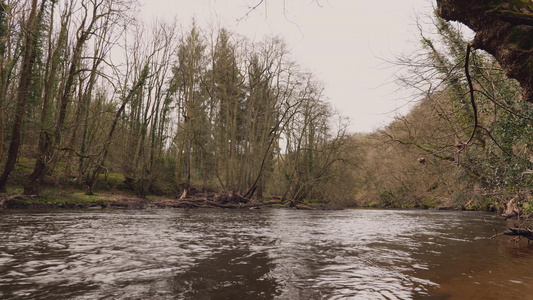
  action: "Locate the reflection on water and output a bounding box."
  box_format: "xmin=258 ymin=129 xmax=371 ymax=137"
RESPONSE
xmin=170 ymin=249 xmax=279 ymax=299
xmin=0 ymin=209 xmax=531 ymax=299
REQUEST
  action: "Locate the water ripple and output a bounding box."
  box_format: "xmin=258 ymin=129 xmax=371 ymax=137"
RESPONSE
xmin=0 ymin=209 xmax=531 ymax=299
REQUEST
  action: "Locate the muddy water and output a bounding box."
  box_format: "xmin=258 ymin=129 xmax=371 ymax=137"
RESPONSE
xmin=0 ymin=209 xmax=531 ymax=299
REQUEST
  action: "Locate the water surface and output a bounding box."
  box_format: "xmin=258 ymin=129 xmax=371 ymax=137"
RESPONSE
xmin=0 ymin=209 xmax=531 ymax=299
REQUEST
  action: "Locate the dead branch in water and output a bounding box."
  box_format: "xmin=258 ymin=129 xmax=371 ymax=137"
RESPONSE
xmin=504 ymin=227 xmax=533 ymax=242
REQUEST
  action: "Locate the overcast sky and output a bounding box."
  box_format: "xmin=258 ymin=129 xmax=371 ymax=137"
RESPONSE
xmin=139 ymin=0 xmax=433 ymax=133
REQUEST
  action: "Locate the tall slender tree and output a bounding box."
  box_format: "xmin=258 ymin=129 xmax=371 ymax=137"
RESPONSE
xmin=173 ymin=23 xmax=207 ymax=198
xmin=0 ymin=0 xmax=46 ymax=192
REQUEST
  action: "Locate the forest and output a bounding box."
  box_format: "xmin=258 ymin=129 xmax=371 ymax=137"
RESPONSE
xmin=0 ymin=0 xmax=356 ymax=209
xmin=1 ymin=0 xmax=533 ymax=219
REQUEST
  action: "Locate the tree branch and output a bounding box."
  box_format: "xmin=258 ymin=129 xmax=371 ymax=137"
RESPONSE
xmin=465 ymin=44 xmax=478 ymax=145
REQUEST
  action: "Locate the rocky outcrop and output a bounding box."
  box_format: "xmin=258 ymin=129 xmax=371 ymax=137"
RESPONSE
xmin=437 ymin=0 xmax=533 ymax=101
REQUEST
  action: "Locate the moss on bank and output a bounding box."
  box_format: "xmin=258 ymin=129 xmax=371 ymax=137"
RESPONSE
xmin=1 ymin=190 xmax=107 ymax=209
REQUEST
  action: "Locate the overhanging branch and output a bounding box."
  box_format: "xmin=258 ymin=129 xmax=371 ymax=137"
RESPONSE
xmin=465 ymin=44 xmax=478 ymax=145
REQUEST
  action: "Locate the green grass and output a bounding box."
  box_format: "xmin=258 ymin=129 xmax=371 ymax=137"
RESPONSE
xmin=40 ymin=189 xmax=106 ymax=205
xmin=15 ymin=157 xmax=35 ymax=170
xmin=6 ymin=188 xmax=24 ymax=194
xmin=2 ymin=189 xmax=106 ymax=208
xmin=99 ymin=172 xmax=126 ymax=181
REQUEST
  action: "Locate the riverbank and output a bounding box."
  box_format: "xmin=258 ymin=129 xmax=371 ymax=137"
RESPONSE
xmin=0 ymin=190 xmax=318 ymax=210
xmin=1 ymin=186 xmax=529 ymax=216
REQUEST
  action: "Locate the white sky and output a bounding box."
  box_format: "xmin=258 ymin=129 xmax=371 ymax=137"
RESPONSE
xmin=139 ymin=0 xmax=433 ymax=133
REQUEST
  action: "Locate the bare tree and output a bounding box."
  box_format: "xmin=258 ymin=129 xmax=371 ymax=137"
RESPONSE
xmin=24 ymin=0 xmax=137 ymax=194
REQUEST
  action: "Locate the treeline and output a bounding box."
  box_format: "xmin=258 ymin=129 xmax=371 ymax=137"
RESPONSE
xmin=0 ymin=0 xmax=356 ymax=206
xmin=352 ymin=13 xmax=533 ymax=215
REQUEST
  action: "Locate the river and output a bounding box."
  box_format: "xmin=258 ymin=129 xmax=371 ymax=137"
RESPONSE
xmin=0 ymin=209 xmax=531 ymax=299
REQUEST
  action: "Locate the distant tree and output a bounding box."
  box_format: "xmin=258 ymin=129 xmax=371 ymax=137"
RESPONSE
xmin=118 ymin=19 xmax=178 ymax=197
xmin=86 ymin=64 xmax=150 ymax=195
xmin=172 ymin=23 xmax=207 ymax=199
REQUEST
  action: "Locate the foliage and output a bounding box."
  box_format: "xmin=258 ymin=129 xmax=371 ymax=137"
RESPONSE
xmin=352 ymin=11 xmax=533 ymax=213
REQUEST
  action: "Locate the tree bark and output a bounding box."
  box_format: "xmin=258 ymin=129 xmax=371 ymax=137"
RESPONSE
xmin=436 ymin=0 xmax=533 ymax=102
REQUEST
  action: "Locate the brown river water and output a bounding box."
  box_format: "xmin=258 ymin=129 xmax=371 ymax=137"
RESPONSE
xmin=0 ymin=209 xmax=532 ymax=299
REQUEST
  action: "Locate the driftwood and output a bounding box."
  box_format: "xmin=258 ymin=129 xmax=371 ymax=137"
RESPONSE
xmin=504 ymin=227 xmax=533 ymax=241
xmin=501 ymin=195 xmax=521 ymax=219
xmin=160 ymin=192 xmax=315 ymax=210
xmin=213 ymin=193 xmax=250 ymax=205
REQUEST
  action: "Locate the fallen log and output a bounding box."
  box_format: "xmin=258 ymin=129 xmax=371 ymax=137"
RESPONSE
xmin=148 ymin=193 xmax=317 ymax=209
xmin=204 ymin=200 xmax=267 ymax=209
xmin=504 ymin=227 xmax=533 ymax=240
xmin=213 ymin=193 xmax=250 ymax=205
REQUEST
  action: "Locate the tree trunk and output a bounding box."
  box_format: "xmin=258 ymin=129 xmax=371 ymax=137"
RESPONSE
xmin=436 ymin=0 xmax=533 ymax=101
xmin=25 ymin=0 xmax=100 ymax=194
xmin=0 ymin=0 xmax=8 ymax=161
xmin=25 ymin=4 xmax=68 ymax=194
xmin=0 ymin=0 xmax=42 ymax=193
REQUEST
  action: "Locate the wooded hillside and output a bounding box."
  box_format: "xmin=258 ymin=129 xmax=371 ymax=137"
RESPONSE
xmin=352 ymin=8 xmax=533 ymax=217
